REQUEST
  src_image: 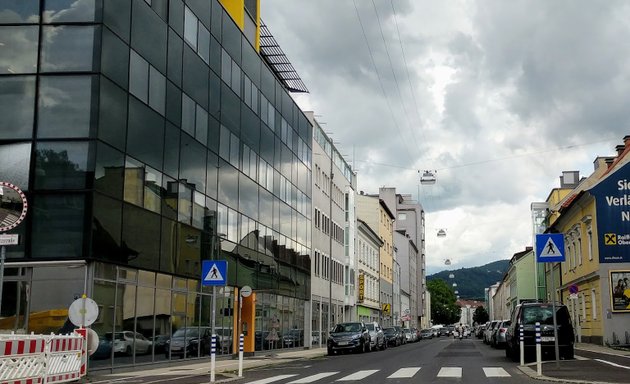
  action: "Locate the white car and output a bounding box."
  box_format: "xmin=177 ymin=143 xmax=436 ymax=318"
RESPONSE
xmin=107 ymin=331 xmax=151 ymax=355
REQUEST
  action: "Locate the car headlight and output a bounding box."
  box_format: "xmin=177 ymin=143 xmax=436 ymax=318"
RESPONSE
xmin=351 ymin=334 xmax=361 ymax=340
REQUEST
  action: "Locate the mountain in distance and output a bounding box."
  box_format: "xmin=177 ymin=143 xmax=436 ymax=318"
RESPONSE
xmin=426 ymin=259 xmax=510 ymax=301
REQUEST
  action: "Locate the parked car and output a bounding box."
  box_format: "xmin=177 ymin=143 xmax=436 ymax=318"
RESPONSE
xmin=476 ymin=322 xmax=488 ymax=338
xmin=151 ymin=334 xmax=169 ymax=354
xmin=394 ymin=326 xmax=407 ymax=344
xmin=365 ymin=322 xmax=386 ymax=350
xmin=505 ymin=302 xmax=574 ymax=362
xmin=327 ymin=322 xmax=370 ymax=355
xmin=484 ymin=320 xmax=500 ymax=344
xmin=420 ymin=328 xmax=434 ymax=339
xmin=91 ymin=335 xmax=112 ymax=360
xmin=383 ymin=327 xmax=402 ymax=346
xmin=165 ymin=327 xmax=212 ymax=358
xmin=283 ymin=329 xmax=304 ymax=348
xmin=107 ymin=331 xmax=151 ymax=356
xmin=491 ymin=320 xmax=510 ymax=348
xmin=403 ymin=328 xmax=416 ymax=343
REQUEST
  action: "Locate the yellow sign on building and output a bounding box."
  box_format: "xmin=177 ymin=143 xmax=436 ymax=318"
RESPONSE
xmin=358 ymin=274 xmax=365 ymax=302
xmin=382 ymin=303 xmax=391 ymax=315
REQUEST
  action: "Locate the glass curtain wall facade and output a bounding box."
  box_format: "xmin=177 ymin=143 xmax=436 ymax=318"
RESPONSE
xmin=0 ymin=0 xmax=312 ymax=368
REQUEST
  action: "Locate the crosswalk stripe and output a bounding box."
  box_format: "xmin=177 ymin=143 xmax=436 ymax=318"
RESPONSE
xmin=247 ymin=374 xmax=298 ymax=384
xmin=437 ymin=367 xmax=462 ymax=378
xmin=483 ymin=367 xmax=511 ymax=377
xmin=336 ymin=369 xmax=379 ymax=381
xmin=288 ymin=372 xmax=339 ymax=383
xmin=387 ymin=367 xmax=421 ymax=378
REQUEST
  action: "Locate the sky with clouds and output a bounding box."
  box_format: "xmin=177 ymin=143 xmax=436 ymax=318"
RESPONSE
xmin=261 ymin=0 xmax=630 ymax=275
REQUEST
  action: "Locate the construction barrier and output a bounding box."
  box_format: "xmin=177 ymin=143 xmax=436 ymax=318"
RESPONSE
xmin=0 ymin=332 xmax=85 ymax=384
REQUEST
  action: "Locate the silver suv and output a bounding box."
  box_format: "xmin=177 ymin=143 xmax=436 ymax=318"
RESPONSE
xmin=365 ymin=322 xmax=386 ymax=350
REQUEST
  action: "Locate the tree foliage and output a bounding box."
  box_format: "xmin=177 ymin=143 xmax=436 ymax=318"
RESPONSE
xmin=427 ymin=279 xmax=461 ymax=325
xmin=473 ymin=305 xmax=489 ymax=324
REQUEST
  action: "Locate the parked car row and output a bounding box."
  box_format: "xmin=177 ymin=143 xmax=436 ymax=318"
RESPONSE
xmin=477 ymin=302 xmax=575 ymax=362
xmin=327 ymin=322 xmax=425 ymax=355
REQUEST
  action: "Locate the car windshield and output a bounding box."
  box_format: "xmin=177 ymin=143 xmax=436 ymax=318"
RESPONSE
xmin=365 ymin=324 xmax=375 ymax=331
xmin=333 ymin=323 xmax=362 ymax=333
xmin=383 ymin=328 xmax=395 ymax=335
xmin=523 ymin=306 xmax=570 ymax=325
xmin=172 ymin=328 xmax=200 ymax=338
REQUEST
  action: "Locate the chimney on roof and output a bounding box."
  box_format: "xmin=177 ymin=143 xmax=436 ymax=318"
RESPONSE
xmin=616 ymin=144 xmax=625 ymax=156
xmin=624 ymin=135 xmax=630 ymax=147
xmin=560 ymin=171 xmax=580 ymax=188
xmin=605 ymin=157 xmax=615 ymax=169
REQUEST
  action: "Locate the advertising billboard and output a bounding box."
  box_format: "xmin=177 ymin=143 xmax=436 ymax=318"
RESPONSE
xmin=589 ymin=161 xmax=630 ymax=263
xmin=610 ymin=270 xmax=630 ymax=312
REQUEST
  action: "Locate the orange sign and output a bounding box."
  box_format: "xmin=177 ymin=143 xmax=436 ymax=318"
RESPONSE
xmin=358 ymin=274 xmax=365 ymax=302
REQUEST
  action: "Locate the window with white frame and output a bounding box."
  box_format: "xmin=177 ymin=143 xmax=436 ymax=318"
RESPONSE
xmin=591 ymin=288 xmax=597 ymax=319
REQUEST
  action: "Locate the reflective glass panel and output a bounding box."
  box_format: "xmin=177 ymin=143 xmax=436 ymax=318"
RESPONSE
xmin=34 ymin=141 xmax=91 ymax=190
xmin=40 ymin=26 xmax=97 ymax=72
xmin=0 ymin=0 xmax=39 ymax=23
xmin=0 ymin=142 xmax=31 ymax=189
xmin=0 ymin=26 xmax=38 ymax=74
xmin=31 ymin=194 xmax=85 ymax=258
xmin=0 ymin=76 xmax=35 ymax=139
xmin=43 ymin=0 xmax=97 ymax=22
xmin=38 ymin=75 xmax=94 ymax=138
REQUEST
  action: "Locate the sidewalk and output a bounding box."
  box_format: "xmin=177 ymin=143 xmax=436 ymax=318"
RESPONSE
xmin=517 ymin=343 xmax=630 ymax=384
xmin=84 ymin=348 xmax=328 ymax=383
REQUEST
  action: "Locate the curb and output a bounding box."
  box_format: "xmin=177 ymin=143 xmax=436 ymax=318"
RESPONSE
xmin=516 ymin=364 xmax=623 ymax=384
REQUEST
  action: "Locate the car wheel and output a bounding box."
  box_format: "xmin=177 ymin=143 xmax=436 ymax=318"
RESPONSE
xmin=126 ymin=346 xmax=132 ymax=356
xmin=327 ymin=347 xmax=334 ymax=356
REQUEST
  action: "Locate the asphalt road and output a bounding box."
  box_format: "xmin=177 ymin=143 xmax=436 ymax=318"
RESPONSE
xmin=232 ymin=336 xmax=554 ymax=384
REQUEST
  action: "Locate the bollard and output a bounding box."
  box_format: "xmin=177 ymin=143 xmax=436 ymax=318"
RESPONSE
xmin=238 ymin=333 xmax=244 ymax=377
xmin=210 ymin=334 xmax=216 ymax=383
xmin=519 ymin=323 xmax=524 ymax=366
xmin=535 ymin=322 xmax=542 ymax=376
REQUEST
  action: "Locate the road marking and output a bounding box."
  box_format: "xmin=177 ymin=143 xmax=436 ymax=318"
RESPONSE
xmin=247 ymin=375 xmax=298 ymax=384
xmin=594 ymin=359 xmax=630 ymax=370
xmin=575 ymin=355 xmax=589 ymax=360
xmin=289 ymin=372 xmax=339 ymax=383
xmin=387 ymin=367 xmax=421 ymax=378
xmin=483 ymin=367 xmax=511 ymax=377
xmin=437 ymin=367 xmax=462 ymax=378
xmin=336 ymin=369 xmax=379 ymax=381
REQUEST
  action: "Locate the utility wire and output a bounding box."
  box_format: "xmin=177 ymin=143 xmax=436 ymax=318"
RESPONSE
xmin=371 ymin=0 xmax=422 ymax=154
xmin=354 ymin=137 xmax=619 ymax=172
xmin=352 ymin=0 xmax=415 ymax=163
xmin=390 ymin=0 xmax=427 ymax=145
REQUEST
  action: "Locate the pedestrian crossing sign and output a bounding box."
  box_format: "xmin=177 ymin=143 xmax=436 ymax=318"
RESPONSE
xmin=201 ymin=260 xmax=228 ymax=286
xmin=536 ymin=233 xmax=565 ymax=263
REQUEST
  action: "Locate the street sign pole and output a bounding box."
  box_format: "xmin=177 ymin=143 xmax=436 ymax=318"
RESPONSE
xmin=550 ymin=263 xmax=560 ymax=367
xmin=0 ymin=245 xmax=5 ymax=316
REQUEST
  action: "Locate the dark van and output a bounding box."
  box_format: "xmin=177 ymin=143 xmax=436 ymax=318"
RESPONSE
xmin=505 ymin=302 xmax=574 ymax=361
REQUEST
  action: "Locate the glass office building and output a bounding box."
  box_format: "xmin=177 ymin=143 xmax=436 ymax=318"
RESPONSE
xmin=0 ymin=0 xmax=312 ymax=368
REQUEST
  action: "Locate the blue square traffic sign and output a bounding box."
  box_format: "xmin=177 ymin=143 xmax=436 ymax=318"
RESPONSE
xmin=536 ymin=233 xmax=565 ymax=263
xmin=201 ymin=260 xmax=228 ymax=286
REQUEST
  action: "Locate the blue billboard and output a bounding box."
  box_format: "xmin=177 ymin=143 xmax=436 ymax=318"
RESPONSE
xmin=590 ymin=161 xmax=630 ymax=263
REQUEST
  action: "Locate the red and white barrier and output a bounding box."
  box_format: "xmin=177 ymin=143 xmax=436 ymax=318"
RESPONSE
xmin=0 ymin=332 xmax=85 ymax=384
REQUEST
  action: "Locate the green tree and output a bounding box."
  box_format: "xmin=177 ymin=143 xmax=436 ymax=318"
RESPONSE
xmin=473 ymin=305 xmax=489 ymax=324
xmin=427 ymin=279 xmax=461 ymax=325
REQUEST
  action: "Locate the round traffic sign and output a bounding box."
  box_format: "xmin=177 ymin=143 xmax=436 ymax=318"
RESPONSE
xmin=569 ymin=284 xmax=578 ymax=294
xmin=86 ymin=328 xmax=100 ymax=356
xmin=0 ymin=182 xmax=28 ymax=232
xmin=240 ymin=285 xmax=252 ymax=297
xmin=68 ymin=296 xmax=99 ymax=327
